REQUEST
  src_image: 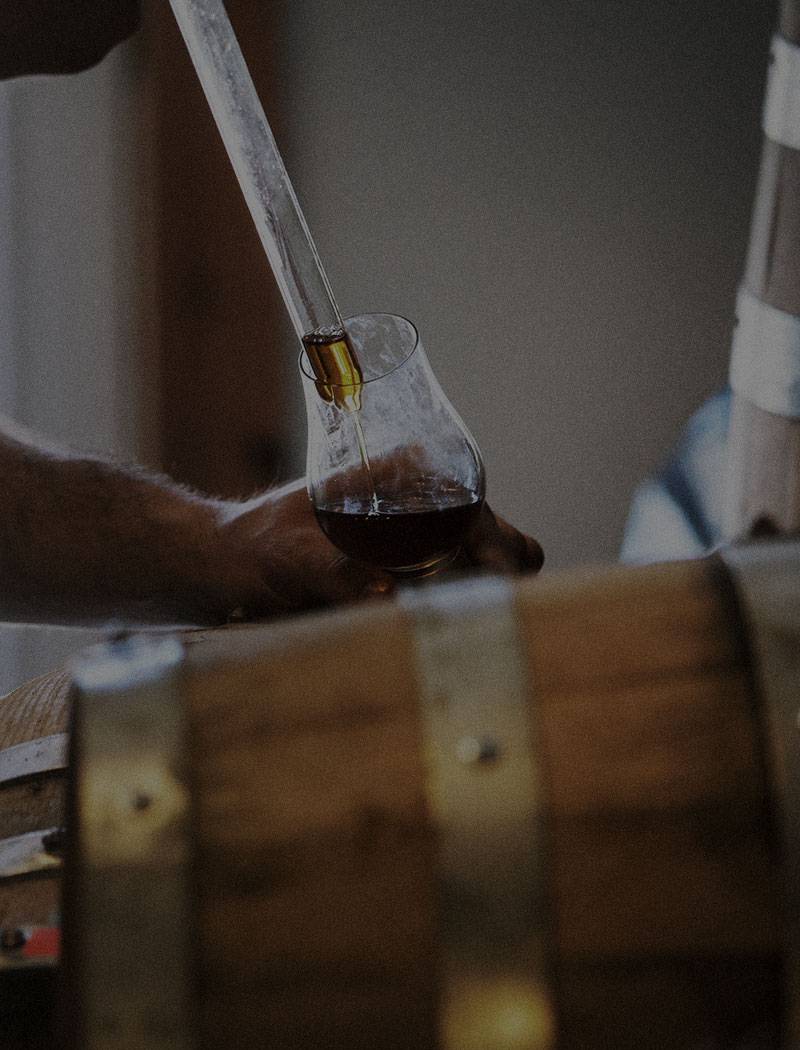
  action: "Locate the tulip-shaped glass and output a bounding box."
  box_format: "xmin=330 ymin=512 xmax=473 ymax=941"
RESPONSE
xmin=300 ymin=313 xmax=486 ymax=577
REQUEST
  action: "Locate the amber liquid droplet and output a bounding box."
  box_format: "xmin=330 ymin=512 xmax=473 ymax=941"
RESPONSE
xmin=303 ymin=326 xmax=379 ymax=511
xmin=302 ymin=327 xmax=364 ymax=411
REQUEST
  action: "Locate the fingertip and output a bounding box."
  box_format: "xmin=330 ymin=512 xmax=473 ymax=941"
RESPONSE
xmin=524 ymin=536 xmax=545 ymax=573
xmin=475 ymin=506 xmax=543 ymax=573
xmin=474 ymin=544 xmax=518 ymax=575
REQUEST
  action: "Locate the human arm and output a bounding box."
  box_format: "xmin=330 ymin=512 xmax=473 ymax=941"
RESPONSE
xmin=0 ymin=420 xmax=542 ymax=627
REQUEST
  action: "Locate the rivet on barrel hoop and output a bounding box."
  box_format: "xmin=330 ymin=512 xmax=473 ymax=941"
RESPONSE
xmin=71 ymin=633 xmax=192 ymax=1050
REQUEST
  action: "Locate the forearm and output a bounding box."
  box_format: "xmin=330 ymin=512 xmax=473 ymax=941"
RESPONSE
xmin=0 ymin=419 xmax=544 ymax=626
xmin=0 ymin=428 xmax=261 ymax=626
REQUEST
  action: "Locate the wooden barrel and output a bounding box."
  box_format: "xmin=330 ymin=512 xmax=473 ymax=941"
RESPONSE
xmin=0 ymin=670 xmax=69 ymax=1049
xmin=0 ymin=552 xmax=792 ymax=1048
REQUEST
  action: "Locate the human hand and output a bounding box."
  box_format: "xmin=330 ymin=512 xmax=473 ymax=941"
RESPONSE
xmin=216 ymin=478 xmax=543 ymax=620
xmin=461 ymin=502 xmax=544 ymax=575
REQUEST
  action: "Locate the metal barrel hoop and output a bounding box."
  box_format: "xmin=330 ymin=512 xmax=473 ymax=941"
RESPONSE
xmin=70 ymin=633 xmax=193 ymax=1050
xmin=401 ymin=574 xmax=555 ymax=1050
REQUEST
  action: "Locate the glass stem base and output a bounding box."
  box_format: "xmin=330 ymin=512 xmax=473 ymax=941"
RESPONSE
xmin=388 ymin=546 xmax=462 ymax=580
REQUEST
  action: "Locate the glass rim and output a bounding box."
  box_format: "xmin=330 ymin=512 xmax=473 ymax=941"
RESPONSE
xmin=298 ymin=312 xmax=420 ymax=387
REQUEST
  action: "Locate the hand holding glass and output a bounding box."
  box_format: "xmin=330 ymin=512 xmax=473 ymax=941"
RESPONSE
xmin=300 ymin=314 xmax=486 ymax=577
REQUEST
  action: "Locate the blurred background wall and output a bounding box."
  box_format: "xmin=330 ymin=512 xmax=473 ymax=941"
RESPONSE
xmin=0 ymin=36 xmax=156 ymax=694
xmin=271 ymin=0 xmax=773 ymax=568
xmin=0 ymin=0 xmax=776 ymax=693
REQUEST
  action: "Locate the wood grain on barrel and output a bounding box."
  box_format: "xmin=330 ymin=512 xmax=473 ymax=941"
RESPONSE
xmin=185 ymin=610 xmax=439 ymax=1050
xmin=0 ymin=669 xmax=70 ymax=750
xmin=0 ymin=670 xmax=70 ymax=932
xmin=517 ymin=557 xmax=781 ymax=1047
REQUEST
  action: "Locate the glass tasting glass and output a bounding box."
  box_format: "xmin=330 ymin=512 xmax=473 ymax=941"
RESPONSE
xmin=300 ymin=314 xmax=486 ymax=577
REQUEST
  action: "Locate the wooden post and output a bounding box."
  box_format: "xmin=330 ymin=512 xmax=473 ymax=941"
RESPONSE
xmin=143 ymin=0 xmax=298 ymax=498
xmin=725 ymin=0 xmax=800 ymax=537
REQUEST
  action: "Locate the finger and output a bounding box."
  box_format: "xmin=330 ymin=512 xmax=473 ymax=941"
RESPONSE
xmin=281 ymin=533 xmax=395 ymax=609
xmin=514 ymin=529 xmax=545 ymax=572
xmin=466 ymin=505 xmax=544 ymax=573
xmin=252 ymin=558 xmax=394 ymax=618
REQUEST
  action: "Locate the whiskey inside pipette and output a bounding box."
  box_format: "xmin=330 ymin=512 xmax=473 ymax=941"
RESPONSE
xmin=302 ymin=327 xmax=379 ymax=510
xmin=302 ymin=327 xmax=363 ymax=411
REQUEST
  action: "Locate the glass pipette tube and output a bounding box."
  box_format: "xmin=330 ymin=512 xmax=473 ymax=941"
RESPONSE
xmin=169 ymin=0 xmax=377 ymax=506
xmin=168 ymin=0 xmax=343 ymax=343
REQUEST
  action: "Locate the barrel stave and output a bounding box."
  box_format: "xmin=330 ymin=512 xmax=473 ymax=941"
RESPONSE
xmin=518 ymin=558 xmax=782 ymax=1046
xmin=186 ymin=605 xmax=440 ymax=1049
xmin=556 ymin=955 xmax=781 ymax=1050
